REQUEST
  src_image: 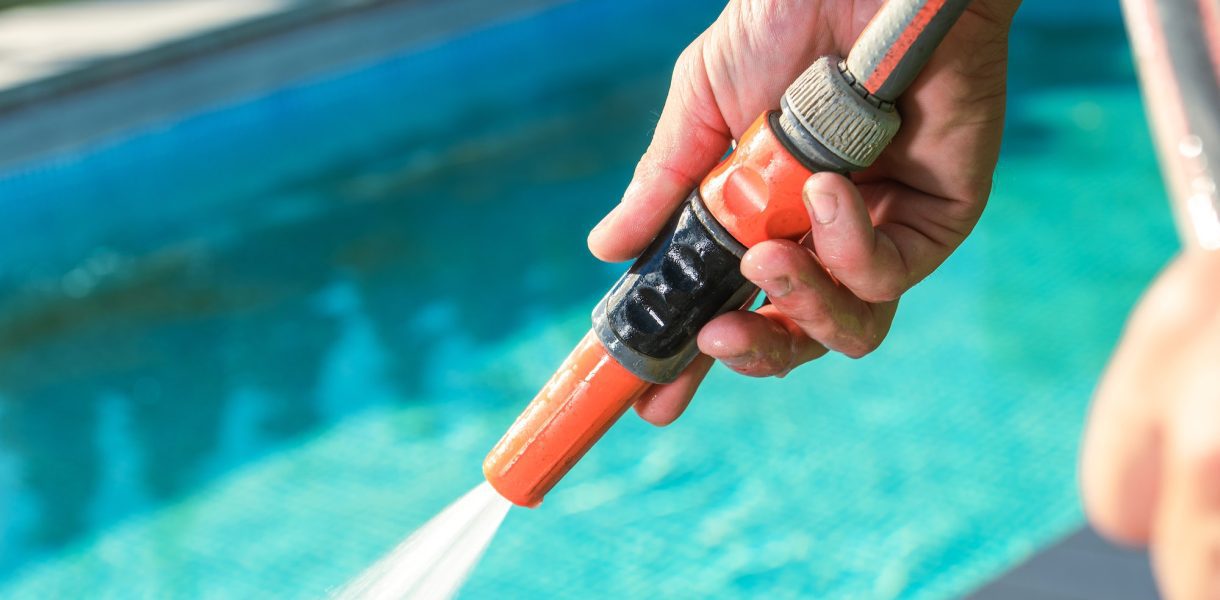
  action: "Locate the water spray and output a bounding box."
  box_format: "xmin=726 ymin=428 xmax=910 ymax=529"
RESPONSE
xmin=485 ymin=0 xmax=974 ymax=508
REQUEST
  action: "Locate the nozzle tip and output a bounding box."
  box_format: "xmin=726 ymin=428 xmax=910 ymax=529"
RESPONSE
xmin=482 ymin=331 xmax=649 ymax=510
xmin=482 ymin=464 xmax=542 ymax=508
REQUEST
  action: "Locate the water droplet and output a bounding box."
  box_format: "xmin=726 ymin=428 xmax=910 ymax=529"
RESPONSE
xmin=1179 ymin=135 xmax=1203 ymax=158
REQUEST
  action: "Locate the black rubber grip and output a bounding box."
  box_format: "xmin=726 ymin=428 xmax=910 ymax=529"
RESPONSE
xmin=593 ymin=191 xmax=756 ymax=383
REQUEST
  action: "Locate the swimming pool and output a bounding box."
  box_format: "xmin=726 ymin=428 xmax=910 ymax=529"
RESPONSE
xmin=0 ymin=0 xmax=1178 ymax=597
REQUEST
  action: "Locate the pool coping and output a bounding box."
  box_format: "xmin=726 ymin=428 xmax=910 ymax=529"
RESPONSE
xmin=0 ymin=0 xmax=569 ymax=171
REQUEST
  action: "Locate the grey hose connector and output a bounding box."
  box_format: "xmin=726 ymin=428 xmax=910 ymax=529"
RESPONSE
xmin=779 ymin=57 xmax=901 ymax=170
xmin=775 ymin=0 xmax=971 ymax=171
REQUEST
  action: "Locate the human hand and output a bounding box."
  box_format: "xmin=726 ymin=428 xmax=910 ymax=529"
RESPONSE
xmin=587 ymin=0 xmax=1021 ymax=425
xmin=1082 ymin=250 xmax=1220 ymax=600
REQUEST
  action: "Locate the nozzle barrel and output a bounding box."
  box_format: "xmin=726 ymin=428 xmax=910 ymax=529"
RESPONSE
xmin=483 ymin=331 xmax=649 ymax=507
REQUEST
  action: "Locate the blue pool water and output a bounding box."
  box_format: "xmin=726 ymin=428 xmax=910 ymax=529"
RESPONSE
xmin=0 ymin=0 xmax=1179 ymax=597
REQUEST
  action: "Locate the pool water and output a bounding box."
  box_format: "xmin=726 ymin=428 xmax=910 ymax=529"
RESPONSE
xmin=0 ymin=1 xmax=1178 ymax=598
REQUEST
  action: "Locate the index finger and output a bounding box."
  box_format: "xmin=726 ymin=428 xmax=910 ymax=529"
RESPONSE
xmin=587 ymin=39 xmax=731 ymax=263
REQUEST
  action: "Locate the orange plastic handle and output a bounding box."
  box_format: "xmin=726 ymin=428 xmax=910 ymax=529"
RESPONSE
xmin=700 ymin=113 xmax=815 ymax=247
xmin=484 ymin=331 xmax=650 ymax=507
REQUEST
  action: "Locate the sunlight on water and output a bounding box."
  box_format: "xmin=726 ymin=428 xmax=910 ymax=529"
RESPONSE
xmin=333 ymin=482 xmax=512 ymax=600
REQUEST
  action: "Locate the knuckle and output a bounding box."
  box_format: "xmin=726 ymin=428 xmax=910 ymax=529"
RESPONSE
xmin=970 ymin=177 xmax=996 ymax=211
xmin=840 ymin=330 xmax=883 ymax=359
xmin=856 ymin=280 xmax=905 ymax=304
xmin=783 ymin=293 xmax=834 ymax=329
xmin=820 ymin=253 xmax=908 ymax=304
xmin=769 ymin=244 xmax=823 ymax=285
xmin=968 ymin=1 xmax=1019 ymax=29
xmin=672 ymin=39 xmax=704 ymax=81
xmin=653 ymin=161 xmax=700 ymax=190
xmin=840 ymin=308 xmax=892 ymax=358
xmin=862 ymin=288 xmax=902 ymax=304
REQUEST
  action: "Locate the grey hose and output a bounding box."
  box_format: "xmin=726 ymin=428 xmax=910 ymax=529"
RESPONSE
xmin=845 ymin=0 xmax=974 ymax=103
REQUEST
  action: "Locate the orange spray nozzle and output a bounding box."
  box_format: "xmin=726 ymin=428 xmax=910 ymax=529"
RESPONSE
xmin=483 ymin=0 xmax=972 ymax=507
xmin=483 ymin=331 xmax=650 ymax=507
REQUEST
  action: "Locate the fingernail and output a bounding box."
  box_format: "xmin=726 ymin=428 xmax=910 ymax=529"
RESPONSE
xmin=759 ymin=276 xmax=792 ymax=298
xmin=807 ymin=191 xmax=838 ymax=225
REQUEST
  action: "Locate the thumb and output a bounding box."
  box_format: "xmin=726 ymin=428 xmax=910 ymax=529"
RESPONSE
xmin=587 ymin=39 xmax=732 ymax=262
xmin=803 ymin=172 xmax=911 ymax=303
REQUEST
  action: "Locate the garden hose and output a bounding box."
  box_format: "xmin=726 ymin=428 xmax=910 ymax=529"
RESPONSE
xmin=485 ymin=0 xmax=973 ymax=508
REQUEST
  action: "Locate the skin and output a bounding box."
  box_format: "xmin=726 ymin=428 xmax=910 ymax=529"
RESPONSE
xmin=584 ymin=0 xmax=1021 ymax=425
xmin=1081 ymin=249 xmax=1220 ymax=600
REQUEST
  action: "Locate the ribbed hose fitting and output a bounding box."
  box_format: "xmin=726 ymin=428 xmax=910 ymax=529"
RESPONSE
xmin=778 ymin=57 xmax=901 ymax=171
xmin=775 ymin=0 xmax=971 ymax=172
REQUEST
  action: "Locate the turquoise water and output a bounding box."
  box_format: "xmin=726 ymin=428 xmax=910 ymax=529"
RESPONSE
xmin=0 ymin=1 xmax=1178 ymax=598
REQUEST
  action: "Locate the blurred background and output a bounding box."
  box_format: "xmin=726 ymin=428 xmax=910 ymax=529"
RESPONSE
xmin=0 ymin=0 xmax=1177 ymax=598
